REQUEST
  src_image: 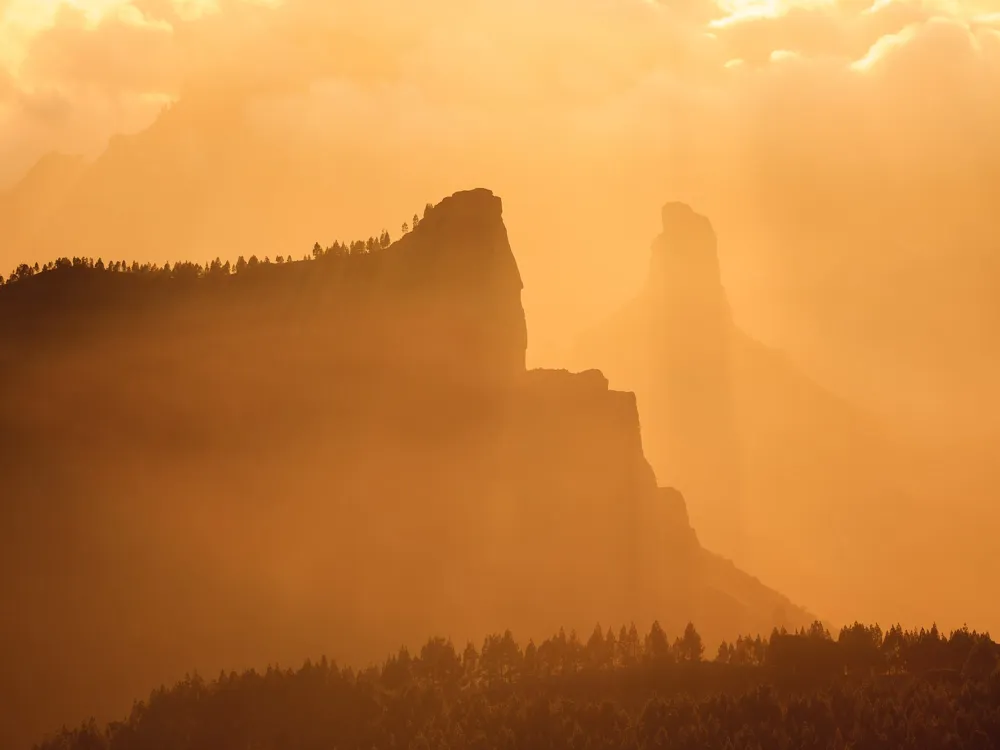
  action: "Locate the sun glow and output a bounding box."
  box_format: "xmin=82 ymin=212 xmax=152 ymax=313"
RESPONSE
xmin=711 ymin=0 xmax=837 ymax=27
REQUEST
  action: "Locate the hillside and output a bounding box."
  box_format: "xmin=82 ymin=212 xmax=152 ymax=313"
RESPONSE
xmin=0 ymin=189 xmax=810 ymax=750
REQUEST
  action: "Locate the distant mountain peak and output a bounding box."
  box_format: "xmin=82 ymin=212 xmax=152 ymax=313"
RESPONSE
xmin=652 ymin=202 xmax=720 ymax=276
xmin=646 ymin=203 xmax=729 ymax=331
xmin=660 ymin=201 xmax=712 ymax=234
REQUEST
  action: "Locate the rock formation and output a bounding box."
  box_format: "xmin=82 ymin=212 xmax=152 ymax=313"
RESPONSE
xmin=571 ymin=201 xmax=1000 ymax=642
xmin=0 ymin=189 xmax=808 ymax=750
xmin=647 ymin=203 xmax=744 ymax=556
xmin=574 ymin=203 xmax=744 ymax=556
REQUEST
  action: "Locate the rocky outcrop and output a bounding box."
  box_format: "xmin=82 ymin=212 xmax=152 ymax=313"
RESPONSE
xmin=652 ymin=203 xmax=743 ymax=556
xmin=572 ymin=201 xmax=979 ymax=640
xmin=575 ymin=203 xmax=744 ymax=555
xmin=648 ymin=203 xmax=728 ymax=311
xmin=381 ymin=188 xmax=528 ymax=383
xmin=0 ymin=189 xmax=810 ymax=750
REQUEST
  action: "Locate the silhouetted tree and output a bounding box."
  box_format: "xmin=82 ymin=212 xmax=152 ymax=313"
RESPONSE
xmin=481 ymin=630 xmax=521 ymax=685
xmin=645 ymin=621 xmax=671 ymax=662
xmin=674 ymin=623 xmax=704 ymax=663
xmin=838 ymin=622 xmax=883 ymax=676
xmin=716 ymin=641 xmax=732 ymax=664
xmin=418 ymin=637 xmax=461 ymax=685
xmin=523 ymin=640 xmax=538 ymax=678
xmin=461 ymin=641 xmax=478 ymax=682
xmin=587 ymin=624 xmax=609 ymax=670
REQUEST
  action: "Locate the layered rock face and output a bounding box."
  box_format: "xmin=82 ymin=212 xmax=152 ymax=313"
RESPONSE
xmin=0 ymin=189 xmax=807 ymax=750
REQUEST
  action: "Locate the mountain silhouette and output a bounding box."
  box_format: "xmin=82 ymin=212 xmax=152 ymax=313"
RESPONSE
xmin=0 ymin=93 xmax=391 ymax=270
xmin=571 ymin=202 xmax=1000 ymax=633
xmin=0 ymin=188 xmax=810 ymax=750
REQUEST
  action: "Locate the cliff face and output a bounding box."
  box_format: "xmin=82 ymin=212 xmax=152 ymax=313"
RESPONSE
xmin=380 ymin=188 xmax=528 ymax=382
xmin=571 ymin=204 xmax=743 ymax=555
xmin=495 ymin=369 xmax=651 ymax=629
xmin=0 ymin=189 xmax=808 ymax=750
xmin=646 ymin=203 xmax=743 ymax=556
xmin=571 ymin=201 xmax=1000 ymax=638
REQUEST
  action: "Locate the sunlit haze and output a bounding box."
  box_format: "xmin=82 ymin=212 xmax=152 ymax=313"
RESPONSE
xmin=2 ymin=1 xmax=999 ymax=748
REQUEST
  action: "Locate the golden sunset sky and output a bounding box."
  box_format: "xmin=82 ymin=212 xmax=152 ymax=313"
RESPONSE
xmin=2 ymin=0 xmax=1000 ymax=416
xmin=2 ymin=0 xmax=998 ymax=187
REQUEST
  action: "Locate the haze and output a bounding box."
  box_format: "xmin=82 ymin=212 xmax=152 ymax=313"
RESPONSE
xmin=1 ymin=0 xmax=999 ymax=748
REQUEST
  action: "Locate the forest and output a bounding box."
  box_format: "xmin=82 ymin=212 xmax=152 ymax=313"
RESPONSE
xmin=0 ymin=206 xmax=429 ymax=289
xmin=37 ymin=621 xmax=1000 ymax=750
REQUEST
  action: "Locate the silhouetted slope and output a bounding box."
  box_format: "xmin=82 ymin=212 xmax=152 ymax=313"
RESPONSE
xmin=571 ymin=203 xmax=1000 ymax=632
xmin=0 ymin=189 xmax=809 ymax=750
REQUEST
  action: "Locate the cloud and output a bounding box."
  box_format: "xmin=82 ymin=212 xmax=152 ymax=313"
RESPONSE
xmin=19 ymin=3 xmax=177 ymax=94
xmin=1 ymin=0 xmax=999 ymax=258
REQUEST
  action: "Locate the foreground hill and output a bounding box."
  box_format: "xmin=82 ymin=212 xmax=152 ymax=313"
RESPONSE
xmin=35 ymin=621 xmax=1000 ymax=750
xmin=571 ymin=203 xmax=1000 ymax=631
xmin=0 ymin=189 xmax=809 ymax=750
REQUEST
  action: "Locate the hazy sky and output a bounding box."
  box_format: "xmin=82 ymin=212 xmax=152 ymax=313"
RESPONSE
xmin=2 ymin=0 xmax=999 ymax=390
xmin=2 ymin=0 xmax=998 ymax=188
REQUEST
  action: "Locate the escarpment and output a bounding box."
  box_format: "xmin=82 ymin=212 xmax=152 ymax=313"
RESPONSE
xmin=0 ymin=189 xmax=808 ymax=750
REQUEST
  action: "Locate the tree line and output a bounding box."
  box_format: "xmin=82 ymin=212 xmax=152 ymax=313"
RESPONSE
xmin=0 ymin=205 xmax=437 ymax=289
xmin=35 ymin=620 xmax=1000 ymax=750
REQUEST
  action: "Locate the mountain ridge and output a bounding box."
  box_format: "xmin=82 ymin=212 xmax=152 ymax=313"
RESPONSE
xmin=0 ymin=187 xmax=811 ymax=750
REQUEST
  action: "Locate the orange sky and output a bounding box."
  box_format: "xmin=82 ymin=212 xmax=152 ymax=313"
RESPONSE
xmin=2 ymin=0 xmax=999 ymax=188
xmin=2 ymin=0 xmax=1000 ymax=423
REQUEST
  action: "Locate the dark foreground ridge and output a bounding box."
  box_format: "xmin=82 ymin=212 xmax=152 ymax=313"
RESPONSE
xmin=1 ymin=189 xmax=808 ymax=750
xmin=37 ymin=621 xmax=1000 ymax=750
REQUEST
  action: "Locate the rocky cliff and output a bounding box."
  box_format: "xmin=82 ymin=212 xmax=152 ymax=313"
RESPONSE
xmin=647 ymin=203 xmax=744 ymax=556
xmin=0 ymin=189 xmax=808 ymax=750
